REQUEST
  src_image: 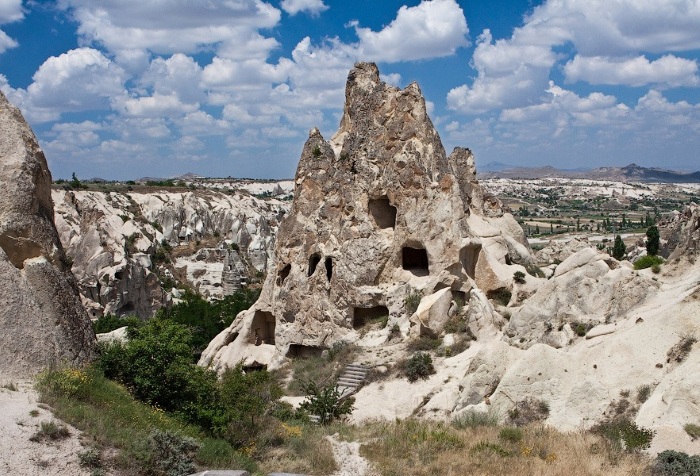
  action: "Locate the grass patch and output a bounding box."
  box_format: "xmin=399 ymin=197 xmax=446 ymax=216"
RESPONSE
xmin=30 ymin=420 xmax=71 ymax=442
xmin=685 ymin=423 xmax=700 ymax=440
xmin=285 ymin=342 xmax=359 ymax=396
xmin=2 ymin=381 xmax=17 ymax=391
xmin=452 ymin=410 xmax=500 ymax=429
xmin=36 ymin=367 xmax=257 ymax=474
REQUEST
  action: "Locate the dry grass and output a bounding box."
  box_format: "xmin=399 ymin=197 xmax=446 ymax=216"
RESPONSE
xmin=257 ymin=424 xmax=338 ymax=475
xmin=355 ymin=419 xmax=651 ymax=476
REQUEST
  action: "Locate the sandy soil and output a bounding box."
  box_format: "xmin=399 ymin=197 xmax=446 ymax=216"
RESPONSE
xmin=0 ymin=379 xmax=91 ymax=476
xmin=327 ymin=433 xmax=379 ymax=476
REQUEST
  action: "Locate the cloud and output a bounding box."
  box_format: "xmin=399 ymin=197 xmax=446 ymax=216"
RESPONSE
xmin=59 ymin=0 xmax=281 ymax=63
xmin=8 ymin=48 xmax=126 ymax=122
xmin=351 ymin=0 xmax=469 ymax=62
xmin=0 ymin=0 xmax=23 ymax=53
xmin=564 ymin=55 xmax=699 ymax=88
xmin=448 ymin=0 xmax=700 ymax=114
xmin=117 ymin=93 xmax=199 ymax=118
xmin=280 ymin=0 xmax=328 ymax=16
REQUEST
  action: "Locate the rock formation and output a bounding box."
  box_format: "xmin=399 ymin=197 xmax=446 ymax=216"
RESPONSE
xmin=200 ymin=63 xmax=532 ymax=371
xmin=53 ymin=188 xmax=287 ymax=317
xmin=666 ymin=203 xmax=700 ymax=260
xmin=0 ymin=91 xmax=95 ymax=376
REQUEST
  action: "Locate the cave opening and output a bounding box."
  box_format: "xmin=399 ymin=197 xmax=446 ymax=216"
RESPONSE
xmin=249 ymin=310 xmax=276 ymax=346
xmin=308 ymin=253 xmax=321 ymax=277
xmin=352 ymin=306 xmax=389 ymax=329
xmin=369 ymin=196 xmax=397 ymax=229
xmin=402 ymin=246 xmax=429 ymax=276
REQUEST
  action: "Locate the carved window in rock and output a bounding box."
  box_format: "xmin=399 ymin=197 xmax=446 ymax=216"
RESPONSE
xmin=249 ymin=310 xmax=275 ymax=346
xmin=352 ymin=306 xmax=389 ymax=329
xmin=308 ymin=253 xmax=321 ymax=277
xmin=369 ymin=196 xmax=397 ymax=229
xmin=277 ymin=264 xmax=291 ymax=285
xmin=460 ymin=243 xmax=482 ymax=280
xmin=325 ymin=257 xmax=333 ymax=281
xmin=402 ymin=246 xmax=429 ymax=276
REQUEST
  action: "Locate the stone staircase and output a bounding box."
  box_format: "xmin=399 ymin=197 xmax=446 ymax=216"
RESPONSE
xmin=336 ymin=363 xmax=369 ymax=398
xmin=307 ymin=363 xmax=369 ymax=424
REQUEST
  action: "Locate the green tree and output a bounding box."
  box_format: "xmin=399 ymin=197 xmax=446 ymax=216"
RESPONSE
xmin=646 ymin=225 xmax=660 ymax=256
xmin=298 ymin=380 xmax=354 ymax=425
xmin=612 ymin=235 xmax=626 ymax=261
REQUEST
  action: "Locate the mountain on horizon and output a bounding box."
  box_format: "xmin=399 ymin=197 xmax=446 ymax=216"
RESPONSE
xmin=479 ymin=163 xmax=700 ymax=183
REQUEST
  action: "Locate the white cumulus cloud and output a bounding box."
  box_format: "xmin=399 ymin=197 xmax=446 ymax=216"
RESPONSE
xmin=280 ymin=0 xmax=328 ymax=16
xmin=352 ymin=0 xmax=469 ymax=62
xmin=564 ymin=55 xmax=699 ymax=88
xmin=0 ymin=0 xmax=23 ymax=53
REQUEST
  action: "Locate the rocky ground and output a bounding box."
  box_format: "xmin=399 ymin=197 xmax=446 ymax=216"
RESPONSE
xmin=0 ymin=380 xmax=92 ymax=476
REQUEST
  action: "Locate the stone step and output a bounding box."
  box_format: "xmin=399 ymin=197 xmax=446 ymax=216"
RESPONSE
xmin=338 ymin=374 xmax=364 ymax=382
xmin=341 ymin=369 xmax=367 ymax=377
xmin=346 ymin=364 xmax=369 ymax=371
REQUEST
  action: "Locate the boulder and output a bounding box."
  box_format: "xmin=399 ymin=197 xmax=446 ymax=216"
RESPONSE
xmin=409 ymin=288 xmax=453 ymax=337
xmin=0 ymin=91 xmax=95 ymax=377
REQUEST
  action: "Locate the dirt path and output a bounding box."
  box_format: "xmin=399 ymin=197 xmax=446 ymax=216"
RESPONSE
xmin=0 ymin=378 xmax=91 ymax=476
xmin=326 ymin=433 xmax=378 ymax=476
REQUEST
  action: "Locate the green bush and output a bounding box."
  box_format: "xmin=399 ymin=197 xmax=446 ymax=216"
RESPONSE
xmin=298 ymin=380 xmax=354 ymax=425
xmin=404 ymin=352 xmax=435 ymax=382
xmin=405 ymin=291 xmax=422 ymax=315
xmin=93 ymin=313 xmax=142 ymax=334
xmin=145 ymin=430 xmax=200 ymax=476
xmin=685 ymin=423 xmax=700 ymax=440
xmin=593 ymin=417 xmax=655 ymax=452
xmin=637 ymin=384 xmax=652 ymax=403
xmin=513 ymin=271 xmax=526 ymax=284
xmin=653 ymin=450 xmax=700 ymax=476
xmin=508 ymin=398 xmax=550 ymax=427
xmin=634 ymin=254 xmax=663 ymax=270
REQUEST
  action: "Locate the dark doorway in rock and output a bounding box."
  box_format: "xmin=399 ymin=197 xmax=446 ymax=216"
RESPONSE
xmin=277 ymin=263 xmax=291 ymax=285
xmin=369 ymin=196 xmax=397 ymax=229
xmin=352 ymin=306 xmax=389 ymax=329
xmin=460 ymin=243 xmax=482 ymax=279
xmin=286 ymin=344 xmax=325 ymax=358
xmin=249 ymin=310 xmax=275 ymax=346
xmin=402 ymin=246 xmax=429 ymax=276
xmin=308 ymin=253 xmax=321 ymax=277
xmin=325 ymin=257 xmax=333 ymax=281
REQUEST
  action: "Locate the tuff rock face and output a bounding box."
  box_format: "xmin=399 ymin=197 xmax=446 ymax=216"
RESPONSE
xmin=53 ymin=189 xmax=287 ymax=317
xmin=201 ymin=63 xmax=532 ymax=371
xmin=0 ymin=91 xmax=95 ymax=376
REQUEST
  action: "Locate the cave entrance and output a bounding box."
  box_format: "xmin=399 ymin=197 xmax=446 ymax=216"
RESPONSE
xmin=249 ymin=310 xmax=276 ymax=346
xmin=402 ymin=246 xmax=429 ymax=276
xmin=277 ymin=263 xmax=291 ymax=285
xmin=460 ymin=243 xmax=482 ymax=279
xmin=308 ymin=253 xmax=321 ymax=277
xmin=352 ymin=306 xmax=389 ymax=329
xmin=286 ymin=344 xmax=325 ymax=359
xmin=369 ymin=196 xmax=397 ymax=229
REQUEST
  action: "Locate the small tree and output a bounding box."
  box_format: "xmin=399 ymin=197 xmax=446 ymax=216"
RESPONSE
xmin=298 ymin=380 xmax=354 ymax=424
xmin=646 ymin=226 xmax=660 ymax=256
xmin=612 ymin=235 xmax=626 ymax=260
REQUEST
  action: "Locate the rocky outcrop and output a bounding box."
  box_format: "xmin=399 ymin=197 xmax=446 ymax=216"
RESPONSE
xmin=200 ymin=63 xmax=532 ymax=371
xmin=505 ymin=247 xmax=658 ymax=348
xmin=666 ymin=204 xmax=700 ymax=260
xmin=534 ymin=236 xmax=593 ymax=266
xmin=53 ymin=189 xmax=287 ymax=317
xmin=0 ymin=91 xmax=95 ymax=377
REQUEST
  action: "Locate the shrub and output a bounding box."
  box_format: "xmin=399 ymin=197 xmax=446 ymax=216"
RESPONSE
xmin=637 ymin=384 xmax=652 ymax=403
xmin=634 ymin=254 xmax=663 ymax=270
xmin=508 ymin=398 xmax=550 ymax=426
xmin=470 ymin=441 xmax=512 ymax=457
xmin=93 ymin=313 xmax=142 ymax=334
xmin=37 ymin=368 xmax=93 ymax=399
xmin=612 ymin=234 xmax=626 ymax=260
xmin=452 ymin=410 xmax=499 ymax=429
xmin=404 ymin=352 xmax=435 ymax=382
xmin=646 ymin=226 xmax=660 ymax=256
xmin=667 ymin=335 xmax=697 ymax=363
xmin=592 ymin=417 xmax=655 ymax=452
xmin=653 ymin=450 xmax=700 ymax=476
xmin=145 ymin=430 xmax=200 ymax=476
xmin=298 ymin=380 xmax=354 ymax=425
xmin=652 ymin=263 xmax=661 ymax=274
xmin=489 ymin=288 xmax=512 ymax=306
xmin=513 ymin=271 xmax=526 ymax=284
xmin=404 ymin=291 xmax=422 ymax=316
xmin=78 ymin=448 xmax=101 ymax=469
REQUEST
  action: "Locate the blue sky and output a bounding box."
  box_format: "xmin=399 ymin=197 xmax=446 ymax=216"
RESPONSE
xmin=1 ymin=0 xmax=699 ymax=180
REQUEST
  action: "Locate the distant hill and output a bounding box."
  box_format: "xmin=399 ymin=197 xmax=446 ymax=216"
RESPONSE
xmin=479 ymin=163 xmax=700 ymax=183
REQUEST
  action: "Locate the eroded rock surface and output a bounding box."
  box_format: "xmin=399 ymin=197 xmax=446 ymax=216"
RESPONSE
xmin=201 ymin=63 xmax=531 ymax=371
xmin=0 ymin=91 xmax=95 ymax=376
xmin=53 ymin=189 xmax=287 ymax=317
